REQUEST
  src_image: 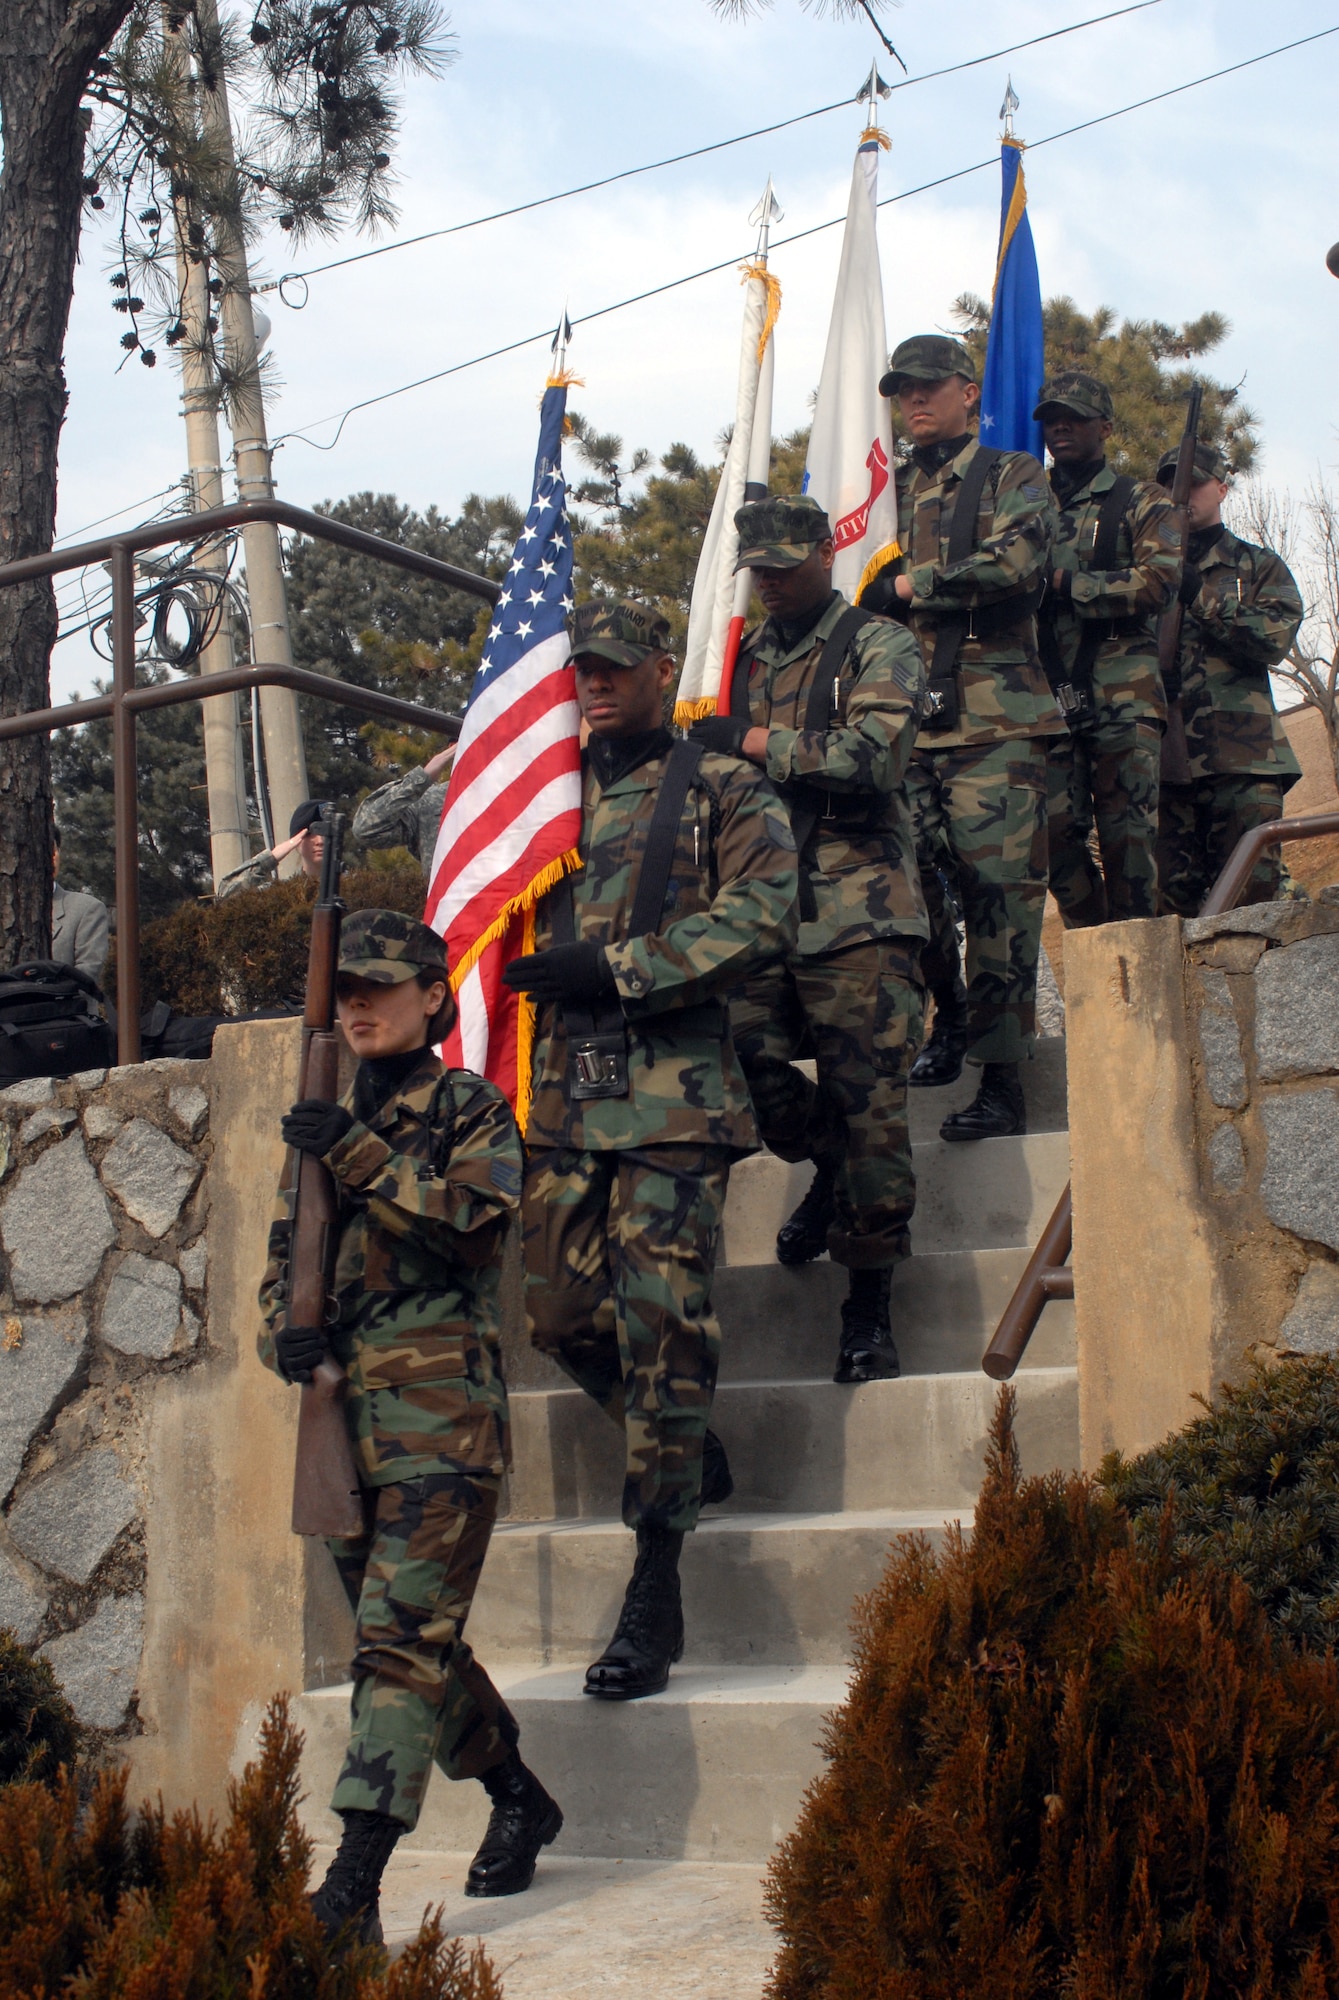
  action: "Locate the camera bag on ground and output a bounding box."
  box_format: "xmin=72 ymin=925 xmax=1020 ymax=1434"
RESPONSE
xmin=0 ymin=961 xmax=115 ymax=1081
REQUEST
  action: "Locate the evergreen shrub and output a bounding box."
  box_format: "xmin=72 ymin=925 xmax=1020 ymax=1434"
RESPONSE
xmin=0 ymin=1696 xmax=500 ymax=1998
xmin=765 ymin=1378 xmax=1339 ymax=2000
xmin=0 ymin=1632 xmax=78 ymax=1787
xmin=112 ymin=862 xmax=427 ymax=1017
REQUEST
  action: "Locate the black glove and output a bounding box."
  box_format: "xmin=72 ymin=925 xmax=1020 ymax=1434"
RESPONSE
xmin=688 ymin=715 xmax=750 ymax=757
xmin=1178 ymin=563 xmax=1203 ymax=607
xmin=275 ymin=1323 xmax=326 ymax=1386
xmin=281 ymin=1098 xmax=354 ymax=1157
xmin=857 ymin=568 xmax=908 ymax=620
xmin=501 ymin=941 xmax=616 ymax=1006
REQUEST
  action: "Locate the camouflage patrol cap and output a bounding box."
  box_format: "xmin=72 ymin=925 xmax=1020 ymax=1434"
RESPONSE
xmin=1033 ymin=370 xmax=1113 ymax=423
xmin=1155 ymin=441 xmax=1232 ymax=488
xmin=569 ymin=598 xmax=673 ymax=667
xmin=734 ymin=494 xmax=833 ymax=571
xmin=879 ymin=334 xmax=977 ymax=397
xmin=337 ymin=908 xmax=449 ymax=985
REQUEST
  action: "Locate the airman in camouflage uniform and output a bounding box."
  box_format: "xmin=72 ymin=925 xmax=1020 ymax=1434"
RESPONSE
xmin=505 ymin=599 xmax=798 ymax=1702
xmin=1034 ymin=371 xmax=1182 ymax=926
xmin=1153 ymin=443 xmax=1304 ymax=912
xmin=258 ymin=909 xmax=562 ymax=1940
xmin=351 ymin=745 xmax=453 ymax=868
xmin=689 ymin=494 xmax=927 ymax=1386
xmin=865 ymin=334 xmax=1061 ymax=1139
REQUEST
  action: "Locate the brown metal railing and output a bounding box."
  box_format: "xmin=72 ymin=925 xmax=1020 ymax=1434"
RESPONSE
xmin=982 ymin=807 xmax=1339 ymax=1380
xmin=0 ymin=497 xmax=500 ymax=1065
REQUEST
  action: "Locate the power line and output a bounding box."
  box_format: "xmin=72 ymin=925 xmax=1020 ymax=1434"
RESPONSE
xmin=54 ymin=481 xmax=188 ymax=547
xmin=277 ymin=23 xmax=1337 ymax=458
xmin=256 ymin=0 xmax=1162 ymax=298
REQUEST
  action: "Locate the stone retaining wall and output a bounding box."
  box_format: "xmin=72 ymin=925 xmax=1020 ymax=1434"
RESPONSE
xmin=0 ymin=1060 xmax=211 ymax=1738
xmin=1067 ymin=890 xmax=1339 ymax=1465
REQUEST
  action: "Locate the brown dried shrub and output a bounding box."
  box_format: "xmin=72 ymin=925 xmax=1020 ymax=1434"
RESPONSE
xmin=0 ymin=1696 xmax=501 ymax=1999
xmin=765 ymin=1386 xmax=1339 ymax=2000
xmin=109 ymin=862 xmax=427 ymax=1017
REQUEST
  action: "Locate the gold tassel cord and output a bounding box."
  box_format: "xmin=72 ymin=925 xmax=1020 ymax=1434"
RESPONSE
xmin=447 ymin=846 xmax=582 ymax=994
xmin=860 ymin=126 xmax=892 ymax=151
xmin=672 ymin=694 xmax=722 ymax=727
xmin=545 ymin=368 xmax=586 ymax=390
xmin=739 ymin=260 xmax=782 ymax=366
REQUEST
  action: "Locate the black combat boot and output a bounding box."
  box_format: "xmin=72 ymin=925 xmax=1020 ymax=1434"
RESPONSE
xmin=909 ymin=982 xmax=969 ymax=1086
xmin=939 ymin=1061 xmax=1026 ymax=1141
xmin=308 ymin=1807 xmax=404 ymax=1948
xmin=464 ymin=1749 xmax=564 ymax=1898
xmin=775 ymin=1165 xmax=837 ymax=1265
xmin=584 ymin=1523 xmax=685 ymax=1700
xmin=700 ymin=1427 xmax=734 ymax=1507
xmin=833 ymin=1267 xmax=900 ymax=1385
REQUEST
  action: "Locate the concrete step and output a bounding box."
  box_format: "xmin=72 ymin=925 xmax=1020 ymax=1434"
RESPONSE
xmin=721 ymin=1129 xmax=1070 ymax=1267
xmin=714 ymin=1246 xmax=1075 ymax=1382
xmin=467 ymin=1508 xmax=964 ymax=1668
xmin=366 ymin=1848 xmax=774 ymax=1999
xmin=289 ymin=1662 xmax=847 ymax=1862
xmin=504 ymin=1364 xmax=1077 ymax=1521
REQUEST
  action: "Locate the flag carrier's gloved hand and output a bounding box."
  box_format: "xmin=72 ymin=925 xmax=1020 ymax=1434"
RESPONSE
xmin=687 ymin=716 xmax=750 ymax=757
xmin=276 ymin=1323 xmax=327 ymax=1385
xmin=282 ymin=1099 xmax=354 ymax=1157
xmin=503 ymin=942 xmax=616 ymax=1007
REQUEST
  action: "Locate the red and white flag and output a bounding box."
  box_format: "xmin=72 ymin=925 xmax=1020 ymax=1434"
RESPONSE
xmin=803 ymin=131 xmax=899 ymax=600
xmin=675 ymin=185 xmax=781 ymax=724
xmin=425 ymin=376 xmax=581 ymax=1117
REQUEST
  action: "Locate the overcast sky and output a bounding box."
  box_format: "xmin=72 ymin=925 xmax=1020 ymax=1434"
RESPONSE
xmin=50 ymin=0 xmax=1336 ymax=699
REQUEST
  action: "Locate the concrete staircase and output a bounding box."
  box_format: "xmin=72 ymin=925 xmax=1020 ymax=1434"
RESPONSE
xmin=292 ymin=1041 xmax=1076 ymax=1875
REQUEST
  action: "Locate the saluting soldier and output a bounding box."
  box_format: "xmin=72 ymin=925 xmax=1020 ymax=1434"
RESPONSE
xmin=689 ymin=495 xmax=928 ymax=1385
xmin=1034 ymin=370 xmax=1182 ymax=926
xmin=503 ymin=601 xmax=799 ymax=1702
xmin=866 ymin=334 xmax=1060 ymax=1136
xmin=1153 ymin=443 xmax=1304 ymax=912
xmin=351 ymin=744 xmax=455 ymax=868
xmin=260 ymin=911 xmax=562 ymax=1943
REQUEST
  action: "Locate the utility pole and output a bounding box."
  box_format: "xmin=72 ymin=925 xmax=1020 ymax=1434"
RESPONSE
xmin=192 ymin=0 xmax=310 ymax=859
xmin=167 ymin=89 xmax=251 ymax=887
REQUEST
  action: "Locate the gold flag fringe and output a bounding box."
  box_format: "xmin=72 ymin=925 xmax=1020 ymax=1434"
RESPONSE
xmin=860 ymin=126 xmax=892 ymax=151
xmin=514 ymin=902 xmax=539 ymax=1131
xmin=739 ymin=261 xmax=782 ymax=366
xmin=857 ymin=540 xmax=901 ymax=599
xmin=673 ymin=695 xmax=721 ymax=727
xmin=448 ymin=847 xmax=582 ymax=997
xmin=546 ymin=368 xmax=586 ymax=389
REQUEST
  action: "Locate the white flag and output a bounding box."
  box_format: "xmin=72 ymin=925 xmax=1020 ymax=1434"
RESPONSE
xmin=803 ymin=134 xmax=899 ymax=601
xmin=676 ymin=259 xmax=778 ymax=723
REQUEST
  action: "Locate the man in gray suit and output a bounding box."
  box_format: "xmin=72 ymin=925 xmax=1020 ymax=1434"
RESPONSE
xmin=52 ymin=833 xmax=110 ymax=987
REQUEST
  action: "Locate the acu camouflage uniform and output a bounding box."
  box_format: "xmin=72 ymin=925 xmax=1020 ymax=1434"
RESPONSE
xmin=524 ymin=610 xmax=798 ymax=1534
xmin=352 ymin=766 xmax=450 ymax=868
xmin=1155 ymin=470 xmax=1304 ymax=913
xmin=880 ymin=337 xmax=1062 ymax=1063
xmin=259 ymin=911 xmax=524 ymax=1832
xmin=1036 ymin=373 xmax=1182 ymax=926
xmin=723 ymin=499 xmax=928 ymax=1269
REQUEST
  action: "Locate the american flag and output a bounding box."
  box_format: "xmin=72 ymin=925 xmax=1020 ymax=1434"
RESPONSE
xmin=425 ymin=380 xmax=582 ymax=1114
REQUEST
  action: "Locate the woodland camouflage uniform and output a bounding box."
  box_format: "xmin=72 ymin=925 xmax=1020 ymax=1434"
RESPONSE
xmin=523 ymin=614 xmax=798 ymax=1535
xmin=259 ymin=911 xmax=523 ymax=1832
xmin=1154 ymin=449 xmax=1304 ymax=913
xmin=1036 ymin=372 xmax=1182 ymax=927
xmin=881 ymin=337 xmax=1061 ymax=1065
xmin=723 ymin=501 xmax=928 ymax=1271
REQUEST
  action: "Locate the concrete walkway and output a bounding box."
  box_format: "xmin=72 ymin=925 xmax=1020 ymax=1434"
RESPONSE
xmin=366 ymin=1846 xmax=777 ymax=1998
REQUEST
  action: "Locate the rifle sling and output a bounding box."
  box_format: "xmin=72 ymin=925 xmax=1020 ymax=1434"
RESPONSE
xmin=552 ymin=736 xmax=706 ymax=1038
xmin=1038 ymin=474 xmax=1137 ymax=713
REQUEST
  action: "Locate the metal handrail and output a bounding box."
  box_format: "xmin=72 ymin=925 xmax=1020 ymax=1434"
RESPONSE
xmin=0 ymin=497 xmax=500 ymax=1065
xmin=982 ymin=807 xmax=1339 ymax=1380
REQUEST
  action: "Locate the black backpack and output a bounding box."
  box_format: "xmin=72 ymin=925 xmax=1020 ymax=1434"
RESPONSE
xmin=0 ymin=961 xmax=115 ymax=1082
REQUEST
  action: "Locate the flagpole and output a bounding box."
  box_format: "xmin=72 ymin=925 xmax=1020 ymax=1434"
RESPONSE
xmin=713 ymin=180 xmax=782 ymax=715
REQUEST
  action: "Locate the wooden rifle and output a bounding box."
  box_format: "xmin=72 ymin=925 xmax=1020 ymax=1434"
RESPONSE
xmin=287 ymin=811 xmax=366 ymax=1537
xmin=1157 ymin=381 xmax=1205 ymax=786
